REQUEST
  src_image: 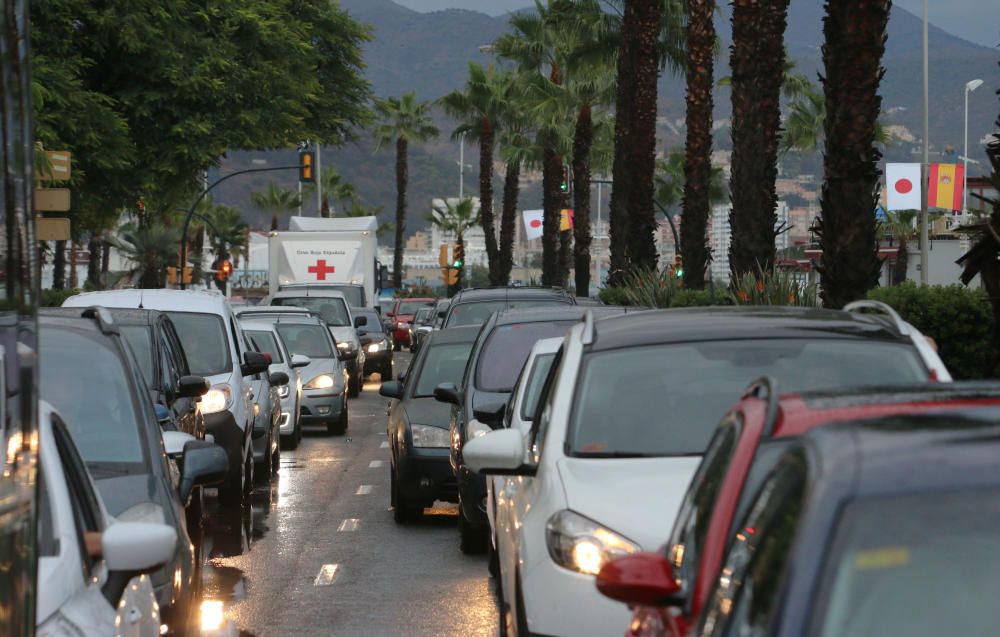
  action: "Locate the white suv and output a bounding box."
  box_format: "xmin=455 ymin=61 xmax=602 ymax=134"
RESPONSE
xmin=64 ymin=290 xmax=269 ymax=504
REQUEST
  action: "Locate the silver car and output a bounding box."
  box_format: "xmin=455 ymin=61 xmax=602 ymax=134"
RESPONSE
xmin=242 ymin=320 xmax=308 ymax=449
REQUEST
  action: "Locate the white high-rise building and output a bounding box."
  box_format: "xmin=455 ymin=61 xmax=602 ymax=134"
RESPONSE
xmin=710 ymin=201 xmax=791 ymax=283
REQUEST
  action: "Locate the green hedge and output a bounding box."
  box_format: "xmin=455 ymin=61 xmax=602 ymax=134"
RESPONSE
xmin=40 ymin=288 xmax=81 ymax=308
xmin=868 ymin=282 xmax=995 ymax=380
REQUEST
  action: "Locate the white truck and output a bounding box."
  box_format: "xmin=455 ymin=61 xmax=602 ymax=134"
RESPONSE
xmin=268 ymin=216 xmax=383 ymax=309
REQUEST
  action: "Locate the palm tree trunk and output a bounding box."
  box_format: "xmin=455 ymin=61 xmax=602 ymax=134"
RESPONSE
xmin=498 ymin=161 xmax=521 ymax=286
xmin=573 ymin=104 xmax=594 ymax=296
xmin=816 ymin=0 xmax=889 ymax=308
xmin=681 ymin=0 xmax=715 ymax=290
xmin=393 ymin=137 xmax=409 ymax=289
xmin=608 ymin=0 xmax=640 ymax=284
xmin=52 ymin=240 xmax=66 ymax=289
xmin=729 ymin=0 xmax=789 ymax=279
xmin=69 ymin=240 xmax=78 ymax=289
xmin=87 ymin=234 xmax=101 ymax=289
xmin=541 ymin=142 xmax=563 ymax=286
xmin=624 ymin=0 xmax=664 ymax=273
xmin=892 ymin=237 xmax=908 ymax=285
xmin=478 ymin=122 xmax=501 ymax=285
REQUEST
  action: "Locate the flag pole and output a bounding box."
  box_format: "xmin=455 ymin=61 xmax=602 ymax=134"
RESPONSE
xmin=919 ymin=0 xmax=929 ymax=285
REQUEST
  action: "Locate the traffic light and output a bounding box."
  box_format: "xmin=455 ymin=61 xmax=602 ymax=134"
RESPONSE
xmin=438 ymin=244 xmax=449 ymax=268
xmin=299 ymin=150 xmax=315 ymax=184
xmin=443 ymin=268 xmax=458 ymax=286
xmin=452 ymin=242 xmax=464 ymax=269
xmin=216 ymin=259 xmax=233 ymax=282
xmin=167 ymin=266 xmax=192 ymax=285
xmin=673 ymin=254 xmax=684 ymax=279
xmin=560 ymin=166 xmax=570 ymax=193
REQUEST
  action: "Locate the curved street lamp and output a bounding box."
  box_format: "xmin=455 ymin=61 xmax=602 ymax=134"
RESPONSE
xmin=964 ymin=79 xmax=984 ymax=214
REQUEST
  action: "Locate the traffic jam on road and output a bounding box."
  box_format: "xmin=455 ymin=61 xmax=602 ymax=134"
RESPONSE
xmin=28 ymin=274 xmax=1000 ymax=637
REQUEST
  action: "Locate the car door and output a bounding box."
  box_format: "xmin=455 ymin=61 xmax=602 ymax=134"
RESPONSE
xmin=156 ymin=322 xmax=196 ymax=438
xmin=163 ymin=320 xmax=206 ymax=440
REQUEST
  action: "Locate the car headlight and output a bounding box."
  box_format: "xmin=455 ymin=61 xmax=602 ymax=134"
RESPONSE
xmin=545 ymin=510 xmax=640 ymax=576
xmin=305 ymin=374 xmax=336 ymax=390
xmin=202 ymin=385 xmax=232 ymax=415
xmin=278 ymin=385 xmax=290 ymax=399
xmin=467 ymin=419 xmax=492 ymax=440
xmin=399 ymin=321 xmax=410 ymax=329
xmin=367 ymin=340 xmax=384 ymax=353
xmin=411 ymin=424 xmax=451 ymax=448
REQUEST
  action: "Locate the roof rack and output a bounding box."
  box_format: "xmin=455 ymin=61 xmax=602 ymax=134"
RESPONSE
xmin=581 ymin=309 xmax=596 ymax=346
xmin=80 ymin=306 xmax=119 ymax=335
xmin=843 ymin=300 xmax=908 ymax=336
xmin=742 ymin=376 xmax=780 ymax=437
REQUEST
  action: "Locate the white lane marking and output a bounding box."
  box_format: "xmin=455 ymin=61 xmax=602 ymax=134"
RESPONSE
xmin=356 ymin=485 xmax=373 ymax=495
xmin=380 ymin=441 xmax=389 ymax=448
xmin=369 ymin=460 xmax=384 ymax=468
xmin=338 ymin=519 xmax=359 ymax=532
xmin=314 ymin=564 xmax=340 ymax=586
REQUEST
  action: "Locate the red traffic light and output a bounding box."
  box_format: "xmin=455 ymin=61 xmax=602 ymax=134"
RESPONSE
xmin=216 ymin=259 xmax=233 ymax=282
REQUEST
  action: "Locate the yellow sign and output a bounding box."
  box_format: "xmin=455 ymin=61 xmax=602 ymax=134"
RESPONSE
xmin=36 ymin=217 xmax=70 ymax=241
xmin=38 ymin=151 xmax=71 ymax=182
xmin=34 ymin=188 xmax=71 ymax=212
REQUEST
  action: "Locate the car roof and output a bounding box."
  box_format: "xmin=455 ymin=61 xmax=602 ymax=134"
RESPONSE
xmin=450 ymin=287 xmax=574 ymax=302
xmin=587 ymin=306 xmax=906 ymax=352
xmin=259 ymin=315 xmax=325 ymax=326
xmin=271 ymin=289 xmax=347 ymax=300
xmin=491 ymin=305 xmax=628 ymax=327
xmin=235 ymin=305 xmax=313 ymax=315
xmin=63 ymin=289 xmax=232 ymax=314
xmin=239 ymin=319 xmax=282 ymax=332
xmin=39 ymin=308 xmax=114 ymax=334
xmin=394 ymin=297 xmax=436 ymax=303
xmin=82 ymin=307 xmax=166 ymax=327
xmin=426 ymin=325 xmax=482 ymax=345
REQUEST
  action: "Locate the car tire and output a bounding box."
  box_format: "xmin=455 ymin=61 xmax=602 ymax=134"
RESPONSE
xmin=243 ymin=451 xmax=255 ymax=499
xmin=348 ymin=369 xmax=361 ymax=397
xmin=458 ymin=500 xmax=488 ymax=555
xmin=327 ymin=399 xmax=348 ymax=435
xmin=381 ymin=361 xmax=393 ymax=381
xmin=496 ymin=570 xmax=510 ymax=637
xmin=393 ymin=340 xmax=401 ymax=352
xmin=218 ymin=452 xmax=246 ymax=506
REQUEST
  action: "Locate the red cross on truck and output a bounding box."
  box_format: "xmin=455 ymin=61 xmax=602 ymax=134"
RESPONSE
xmin=307 ymin=259 xmax=336 ymax=281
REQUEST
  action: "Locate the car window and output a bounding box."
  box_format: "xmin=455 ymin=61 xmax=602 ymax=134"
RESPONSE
xmin=325 ymin=285 xmax=364 ymax=308
xmin=273 ymin=297 xmax=351 ymax=327
xmin=727 ymin=440 xmax=796 ymax=540
xmin=276 ymin=324 xmax=336 ymax=358
xmin=415 ymin=307 xmax=434 ymax=325
xmin=166 ymin=312 xmax=232 ymax=377
xmin=40 ymin=326 xmax=146 ymax=467
xmin=813 ymin=489 xmax=1000 ymax=637
xmin=356 ymin=311 xmax=384 ymax=335
xmin=701 ymin=449 xmax=808 ymax=637
xmin=120 ymin=325 xmax=154 ymax=385
xmin=159 ymin=333 xmax=176 ymax=393
xmin=668 ymin=418 xmax=741 ymax=602
xmin=38 ymin=467 xmax=57 ymax=558
xmin=412 ymin=342 xmax=475 ymax=398
xmin=520 ymin=353 xmax=557 ymax=421
xmin=52 ymin=415 xmax=104 ymax=577
xmin=247 ymin=330 xmax=285 ymax=364
xmin=445 ymin=299 xmax=569 ymax=328
xmin=529 ymin=347 xmax=565 ymax=463
xmin=164 ymin=321 xmax=191 ymax=375
xmin=396 ymin=300 xmax=433 ymax=315
xmin=568 ymin=339 xmax=927 ymax=457
xmin=475 ymin=321 xmax=574 ymax=392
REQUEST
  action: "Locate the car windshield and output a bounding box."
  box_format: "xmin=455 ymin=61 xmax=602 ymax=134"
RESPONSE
xmin=520 ymin=353 xmax=557 ymax=421
xmin=357 ymin=312 xmax=384 ymax=335
xmin=40 ymin=327 xmax=145 ymax=466
xmin=165 ymin=312 xmax=232 ymax=377
xmin=247 ymin=330 xmax=284 ymax=364
xmin=415 ymin=307 xmax=435 ymax=325
xmin=445 ymin=299 xmax=569 ymax=328
xmin=476 ymin=321 xmax=574 ymax=392
xmin=815 ymin=490 xmax=1000 ymax=637
xmin=396 ymin=300 xmax=433 ymax=315
xmin=328 ymin=285 xmax=365 ymax=308
xmin=414 ymin=342 xmax=475 ymax=398
xmin=569 ymin=339 xmax=927 ymax=457
xmin=120 ymin=325 xmax=154 ymax=385
xmin=277 ymin=324 xmax=335 ymax=359
xmin=273 ymin=297 xmax=351 ymax=327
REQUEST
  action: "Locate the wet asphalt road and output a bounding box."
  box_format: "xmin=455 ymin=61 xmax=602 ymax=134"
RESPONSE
xmin=196 ymin=351 xmax=498 ymax=636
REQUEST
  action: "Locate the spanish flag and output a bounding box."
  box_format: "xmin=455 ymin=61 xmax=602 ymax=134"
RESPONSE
xmin=928 ymin=163 xmax=964 ymax=212
xmin=559 ymin=208 xmax=574 ymax=231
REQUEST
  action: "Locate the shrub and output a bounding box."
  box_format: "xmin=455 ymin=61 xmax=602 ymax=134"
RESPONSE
xmin=729 ymin=267 xmax=819 ymax=307
xmin=868 ymin=282 xmax=995 ymax=379
xmin=40 ymin=288 xmax=81 ymax=308
xmin=671 ymin=287 xmax=734 ymax=308
xmin=620 ymin=267 xmax=682 ymax=308
xmin=597 ymin=285 xmax=634 ymax=306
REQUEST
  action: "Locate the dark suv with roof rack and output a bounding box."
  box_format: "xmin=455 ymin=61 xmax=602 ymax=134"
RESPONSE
xmin=439 ymin=287 xmax=576 ymax=329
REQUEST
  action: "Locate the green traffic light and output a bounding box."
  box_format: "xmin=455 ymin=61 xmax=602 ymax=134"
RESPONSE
xmin=453 ymin=260 xmax=463 ymax=268
xmin=675 ymin=269 xmax=684 ymax=278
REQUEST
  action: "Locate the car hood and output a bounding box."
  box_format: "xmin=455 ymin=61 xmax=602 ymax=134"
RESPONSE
xmin=556 ymin=456 xmax=702 ymax=550
xmin=93 ymin=473 xmax=164 ymax=518
xmin=402 ymin=397 xmax=452 ymax=428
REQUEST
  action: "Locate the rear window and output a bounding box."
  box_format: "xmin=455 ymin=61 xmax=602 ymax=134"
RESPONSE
xmin=120 ymin=325 xmax=154 ymax=384
xmin=277 ymin=324 xmax=335 ymax=359
xmin=247 ymin=330 xmax=284 ymax=364
xmin=413 ymin=342 xmax=475 ymax=397
xmin=446 ymin=299 xmax=569 ymax=328
xmin=396 ymin=300 xmax=433 ymax=315
xmin=476 ymin=321 xmax=574 ymax=392
xmin=166 ymin=312 xmax=232 ymax=377
xmin=273 ymin=296 xmax=351 ymax=327
xmin=569 ymin=339 xmax=927 ymax=457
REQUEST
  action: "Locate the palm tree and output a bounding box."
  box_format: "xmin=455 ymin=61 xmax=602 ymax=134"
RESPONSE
xmin=205 ymin=204 xmax=249 ymax=266
xmin=305 ymin=166 xmax=357 ymax=217
xmin=681 ymin=0 xmax=716 ymax=289
xmin=878 ymin=209 xmax=917 ymax=285
xmin=815 ymin=0 xmax=891 ymax=308
xmin=108 ymin=221 xmax=181 ymax=289
xmin=782 ymin=84 xmax=892 ymax=154
xmin=373 ymin=92 xmax=440 ymax=289
xmin=657 ymin=151 xmax=727 ymax=212
xmin=497 ymin=94 xmax=537 ymax=286
xmin=728 ymin=0 xmax=790 ymax=279
xmin=439 ymin=63 xmax=513 ymax=285
xmin=250 ymin=183 xmax=302 ymax=228
xmin=429 ymin=198 xmax=482 ymax=293
xmin=342 ymin=199 xmax=394 ymax=238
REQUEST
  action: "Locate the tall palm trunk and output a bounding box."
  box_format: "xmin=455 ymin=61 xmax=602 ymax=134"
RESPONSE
xmin=681 ymin=0 xmax=715 ymax=290
xmin=498 ymin=161 xmax=521 ymax=285
xmin=892 ymin=236 xmax=908 ymax=285
xmin=608 ymin=0 xmax=640 ymax=283
xmin=479 ymin=121 xmax=501 ymax=285
xmin=541 ymin=142 xmax=563 ymax=286
xmin=87 ymin=234 xmax=101 ymax=289
xmin=816 ymin=0 xmax=889 ymax=308
xmin=52 ymin=240 xmax=66 ymax=289
xmin=572 ymin=104 xmax=594 ymax=296
xmin=393 ymin=137 xmax=409 ymax=289
xmin=729 ymin=0 xmax=789 ymax=279
xmin=625 ymin=0 xmax=664 ymax=273
xmin=69 ymin=240 xmax=78 ymax=289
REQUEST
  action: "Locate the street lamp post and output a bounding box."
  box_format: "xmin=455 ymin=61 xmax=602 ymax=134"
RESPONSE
xmin=964 ymin=79 xmax=984 ymax=214
xmin=919 ymin=0 xmax=929 ymax=285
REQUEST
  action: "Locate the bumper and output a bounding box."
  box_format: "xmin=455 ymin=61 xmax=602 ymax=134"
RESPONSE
xmin=204 ymin=410 xmax=246 ymax=478
xmin=521 ymin=557 xmax=634 ymax=637
xmin=392 ymin=327 xmax=411 ymax=345
xmin=300 ymin=390 xmax=345 ymax=424
xmin=363 ymin=348 xmax=392 ymax=373
xmin=396 ymin=446 xmax=457 ymax=504
xmin=457 ymin=463 xmax=488 ymax=527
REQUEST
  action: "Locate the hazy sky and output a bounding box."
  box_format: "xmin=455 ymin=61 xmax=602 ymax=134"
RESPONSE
xmin=394 ymin=0 xmax=1000 ymax=49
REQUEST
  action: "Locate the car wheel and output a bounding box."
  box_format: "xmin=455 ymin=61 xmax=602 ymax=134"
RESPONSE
xmin=458 ymin=499 xmax=488 ymax=554
xmin=243 ymin=451 xmax=255 ymax=499
xmin=348 ymin=369 xmax=361 ymax=397
xmin=393 ymin=340 xmax=401 ymax=352
xmin=256 ymin=437 xmax=273 ymax=485
xmin=327 ymin=399 xmax=348 ymax=435
xmin=496 ymin=569 xmax=510 ymax=637
xmin=218 ymin=452 xmax=245 ymax=505
xmin=295 ymin=419 xmax=303 ymax=447
xmin=381 ymin=362 xmax=393 ymax=381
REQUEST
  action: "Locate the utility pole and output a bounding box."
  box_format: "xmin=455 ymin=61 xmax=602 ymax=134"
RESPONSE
xmin=964 ymin=79 xmax=984 ymax=215
xmin=919 ymin=0 xmax=929 ymax=285
xmin=459 ymin=133 xmax=465 ymax=199
xmin=316 ymin=142 xmax=323 ymax=216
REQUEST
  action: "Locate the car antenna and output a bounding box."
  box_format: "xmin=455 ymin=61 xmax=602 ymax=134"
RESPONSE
xmin=138 ymin=289 xmax=144 ymax=309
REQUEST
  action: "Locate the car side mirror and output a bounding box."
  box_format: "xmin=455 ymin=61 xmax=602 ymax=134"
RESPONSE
xmin=596 ymin=552 xmax=682 ymax=607
xmin=354 ymin=315 xmax=368 ymax=328
xmin=241 ymin=351 xmax=270 ymax=377
xmin=177 ymin=375 xmax=210 ymax=398
xmin=473 ymin=402 xmax=507 ymax=430
xmin=269 ymin=371 xmax=289 ymax=387
xmin=178 ymin=440 xmax=229 ymax=503
xmin=337 ymin=347 xmax=358 ymax=362
xmin=433 ymin=382 xmax=462 ymax=406
xmin=462 ymin=428 xmax=535 ymax=476
xmin=379 ymin=380 xmax=404 ymax=400
xmin=102 ymin=521 xmax=177 ymax=573
xmin=290 ymin=354 xmax=311 ymax=369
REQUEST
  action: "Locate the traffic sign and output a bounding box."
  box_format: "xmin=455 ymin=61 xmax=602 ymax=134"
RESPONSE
xmin=38 ymin=151 xmax=71 ymax=182
xmin=35 ymin=217 xmax=70 ymax=241
xmin=34 ymin=188 xmax=71 ymax=212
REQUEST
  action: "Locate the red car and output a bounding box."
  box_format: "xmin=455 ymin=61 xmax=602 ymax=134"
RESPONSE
xmin=385 ymin=297 xmax=435 ymax=350
xmin=596 ymin=381 xmax=1000 ymax=637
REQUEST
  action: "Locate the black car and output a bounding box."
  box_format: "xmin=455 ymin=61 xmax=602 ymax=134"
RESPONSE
xmin=356 ymin=307 xmax=394 ymax=380
xmin=380 ymin=327 xmax=480 ymax=523
xmin=440 ymin=286 xmax=576 ymax=329
xmin=435 ymin=306 xmax=626 ymax=553
xmin=103 ymin=308 xmax=209 ymax=440
xmin=688 ymin=410 xmax=1000 ymax=637
xmin=38 ymin=307 xmax=229 ymax=634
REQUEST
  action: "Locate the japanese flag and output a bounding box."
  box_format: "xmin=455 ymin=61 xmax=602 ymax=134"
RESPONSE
xmin=886 ymin=163 xmax=921 ymax=211
xmin=522 ymin=209 xmax=544 ymax=240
